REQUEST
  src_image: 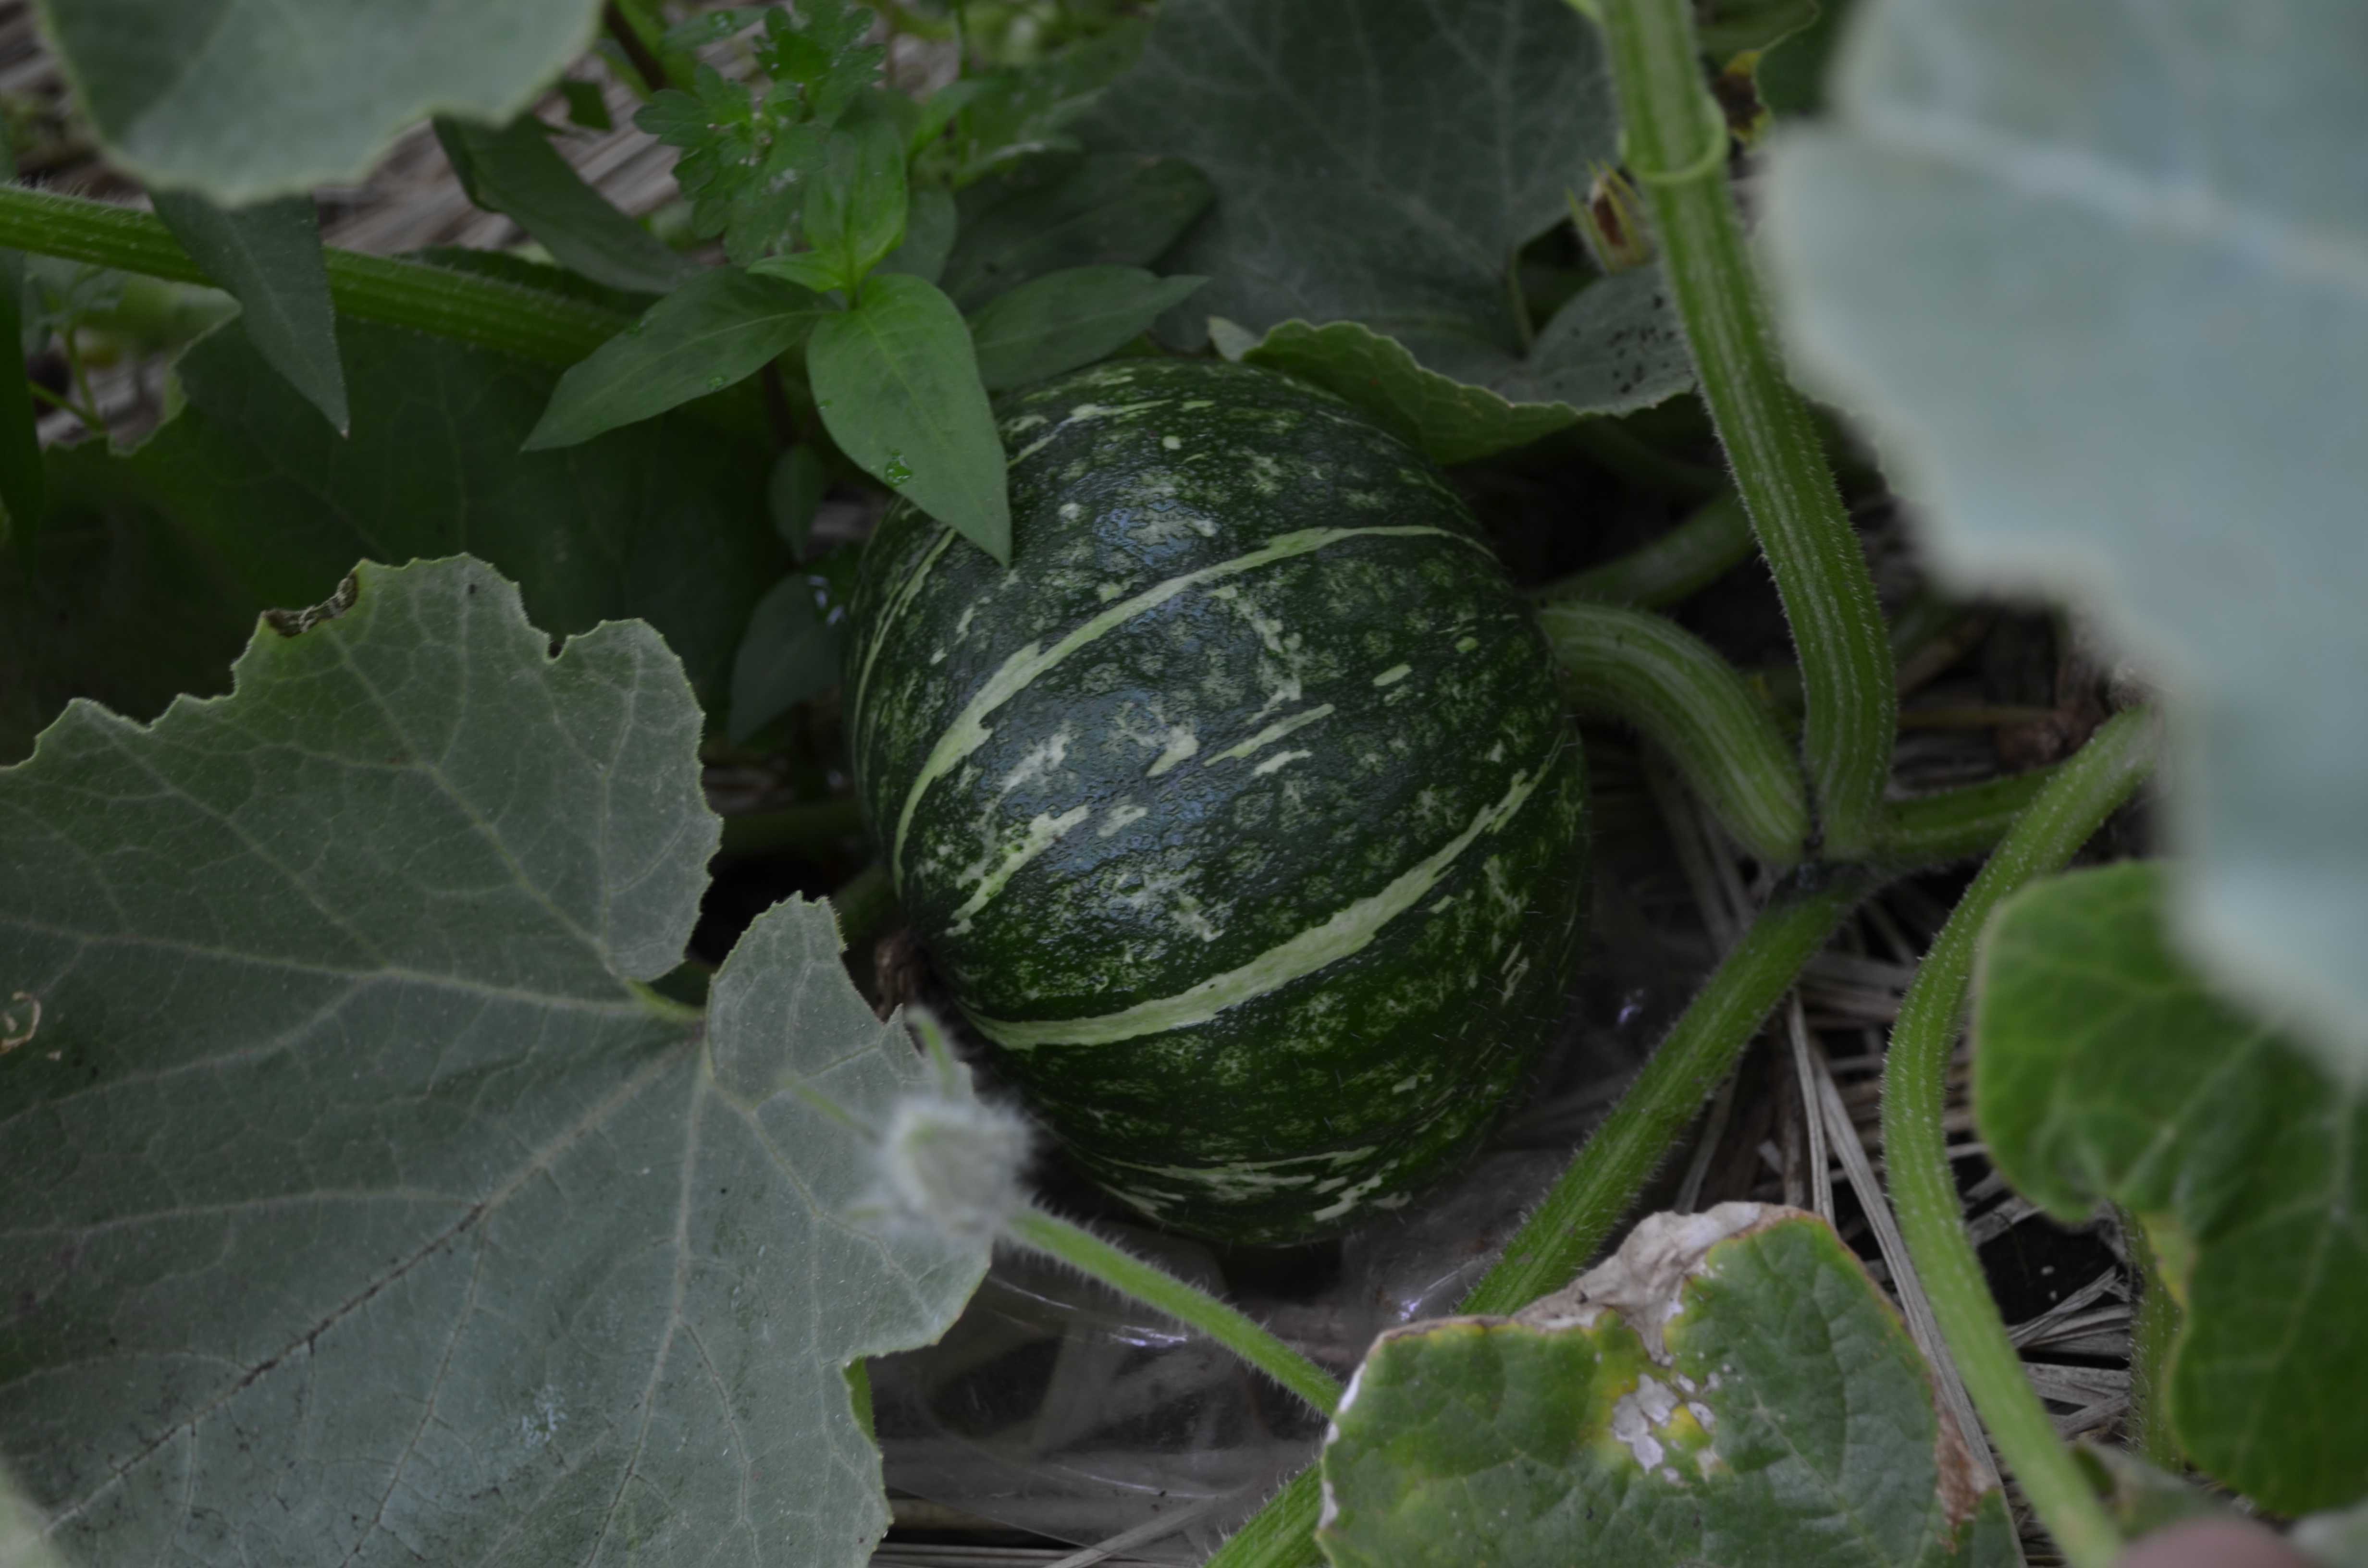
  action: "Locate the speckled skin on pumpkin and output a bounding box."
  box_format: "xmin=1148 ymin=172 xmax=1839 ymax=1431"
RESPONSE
xmin=845 ymin=359 xmax=1587 ymax=1245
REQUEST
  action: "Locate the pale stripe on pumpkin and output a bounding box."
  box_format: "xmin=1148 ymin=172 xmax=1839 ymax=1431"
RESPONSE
xmin=965 ymin=754 xmax=1552 ymax=1049
xmin=888 ymin=523 xmax=1491 ymax=885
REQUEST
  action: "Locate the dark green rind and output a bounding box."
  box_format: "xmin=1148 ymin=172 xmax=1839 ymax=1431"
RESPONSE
xmin=847 ymin=359 xmax=1586 ymax=1243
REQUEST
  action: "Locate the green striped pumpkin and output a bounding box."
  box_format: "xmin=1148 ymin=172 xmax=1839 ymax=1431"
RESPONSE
xmin=846 ymin=359 xmax=1587 ymax=1245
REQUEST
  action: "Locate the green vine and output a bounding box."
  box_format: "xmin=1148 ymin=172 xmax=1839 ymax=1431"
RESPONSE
xmin=1463 ymin=869 xmax=1874 ymax=1312
xmin=0 ymin=185 xmax=627 ymax=367
xmin=1005 ymin=1208 xmax=1341 ymax=1417
xmin=1594 ymin=0 xmax=1897 ymax=858
xmin=1880 ymin=708 xmax=2155 ymax=1568
xmin=1873 ymin=763 xmax=2063 ymax=868
xmin=2127 ymin=1209 xmax=2185 ymax=1473
xmin=1539 ymin=599 xmax=1809 ymax=865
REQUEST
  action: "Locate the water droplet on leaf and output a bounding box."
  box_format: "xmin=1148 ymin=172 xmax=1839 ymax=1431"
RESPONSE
xmin=706 ymin=374 xmax=728 ymax=391
xmin=882 ymin=449 xmax=913 ymax=485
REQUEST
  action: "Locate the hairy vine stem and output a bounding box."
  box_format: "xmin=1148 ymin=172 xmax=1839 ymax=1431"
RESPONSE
xmin=0 ymin=185 xmax=627 ymax=367
xmin=2126 ymin=1209 xmax=2184 ymax=1472
xmin=1463 ymin=869 xmax=1875 ymax=1312
xmin=1880 ymin=708 xmax=2155 ymax=1568
xmin=1540 ymin=599 xmax=1809 ymax=865
xmin=1004 ymin=1208 xmax=1341 ymax=1418
xmin=1594 ymin=0 xmax=1896 ymax=858
xmin=1872 ymin=763 xmax=2063 ymax=868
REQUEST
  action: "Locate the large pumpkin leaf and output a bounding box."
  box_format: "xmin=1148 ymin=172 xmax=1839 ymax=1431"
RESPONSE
xmin=1084 ymin=0 xmax=1612 ymax=372
xmin=1975 ymin=863 xmax=2368 ymax=1516
xmin=1319 ymin=1205 xmax=2016 ymax=1568
xmin=35 ymin=0 xmax=604 ymax=203
xmin=1228 ymin=275 xmax=1689 ymax=466
xmin=939 ymin=151 xmax=1211 ymax=312
xmin=105 ymin=319 xmax=779 ymax=702
xmin=0 ymin=556 xmax=992 ymax=1566
xmin=1082 ymin=0 xmax=1691 ymax=436
xmin=1224 ymin=318 xmax=1578 ymax=466
xmin=1762 ymin=0 xmax=2368 ymax=1081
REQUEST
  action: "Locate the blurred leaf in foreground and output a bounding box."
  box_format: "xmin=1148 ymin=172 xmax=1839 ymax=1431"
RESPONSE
xmin=1976 ymin=863 xmax=2368 ymax=1516
xmin=1764 ymin=0 xmax=2368 ymax=1081
xmin=38 ymin=0 xmax=606 ymax=202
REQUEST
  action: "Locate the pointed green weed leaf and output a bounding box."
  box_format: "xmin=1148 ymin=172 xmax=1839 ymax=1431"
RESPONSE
xmin=527 ymin=267 xmax=825 ymax=450
xmin=150 ymin=190 xmax=348 ymax=434
xmin=808 ymin=273 xmax=1009 ymax=562
xmin=434 ymin=113 xmax=693 ymax=296
xmin=940 ymin=152 xmax=1211 ymax=311
xmin=1764 ymin=0 xmax=2368 ymax=1080
xmin=748 ymin=251 xmax=847 ymax=294
xmin=967 ymin=265 xmax=1204 ymax=390
xmin=803 ymin=116 xmax=912 ymax=293
xmin=0 ymin=557 xmax=992 ymax=1563
xmin=728 ymin=559 xmax=852 ymax=743
xmin=559 ymin=78 xmax=613 ymax=133
xmin=103 ymin=319 xmax=781 ymax=701
xmin=1084 ymin=0 xmax=1625 ymax=378
xmin=877 ymin=186 xmax=957 ymax=284
xmin=37 ymin=0 xmax=606 ymax=203
xmin=1319 ymin=1204 xmax=2016 ymax=1568
xmin=1974 ymin=863 xmax=2368 ymax=1514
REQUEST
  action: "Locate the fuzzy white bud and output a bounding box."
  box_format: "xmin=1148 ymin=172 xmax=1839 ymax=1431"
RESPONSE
xmin=857 ymin=1007 xmax=1035 ymax=1246
xmin=877 ymin=1090 xmax=1033 ymax=1244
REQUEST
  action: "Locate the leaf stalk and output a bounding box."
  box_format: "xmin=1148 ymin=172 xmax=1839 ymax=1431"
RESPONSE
xmin=1004 ymin=1207 xmax=1341 ymax=1418
xmin=1879 ymin=707 xmax=2155 ymax=1568
xmin=1540 ymin=598 xmax=1809 ymax=865
xmin=1593 ymin=0 xmax=1897 ymax=858
xmin=2126 ymin=1208 xmax=2185 ymax=1472
xmin=0 ymin=185 xmax=628 ymax=367
xmin=1462 ymin=868 xmax=1874 ymax=1313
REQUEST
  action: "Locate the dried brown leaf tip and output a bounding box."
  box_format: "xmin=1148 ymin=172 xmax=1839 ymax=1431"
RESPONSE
xmin=262 ymin=571 xmax=358 ymax=637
